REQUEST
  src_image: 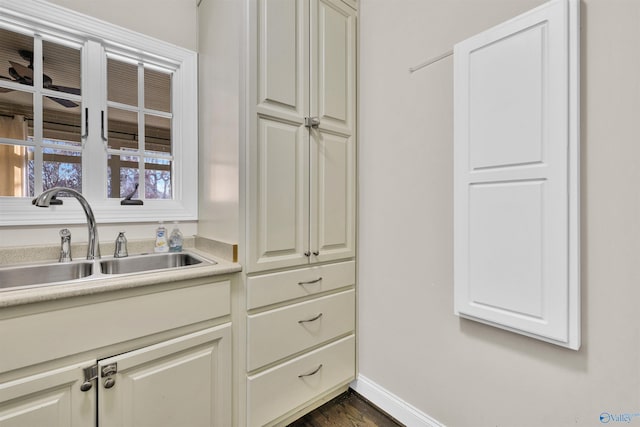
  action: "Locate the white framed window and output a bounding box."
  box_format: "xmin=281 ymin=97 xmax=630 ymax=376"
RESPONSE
xmin=0 ymin=0 xmax=198 ymax=225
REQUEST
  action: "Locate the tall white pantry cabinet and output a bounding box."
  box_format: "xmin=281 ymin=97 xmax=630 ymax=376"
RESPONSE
xmin=199 ymin=0 xmax=357 ymax=425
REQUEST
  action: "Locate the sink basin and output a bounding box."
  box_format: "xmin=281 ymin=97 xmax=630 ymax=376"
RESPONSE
xmin=0 ymin=261 xmax=94 ymax=291
xmin=0 ymin=251 xmax=215 ymax=293
xmin=99 ymin=252 xmax=214 ymax=275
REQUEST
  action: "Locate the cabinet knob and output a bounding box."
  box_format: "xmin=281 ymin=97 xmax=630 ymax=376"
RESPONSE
xmin=304 ymin=251 xmax=311 ymax=257
xmin=101 ymin=362 xmax=118 ymax=389
xmin=80 ymin=365 xmax=98 ymax=392
xmin=312 ymin=251 xmax=319 ymax=256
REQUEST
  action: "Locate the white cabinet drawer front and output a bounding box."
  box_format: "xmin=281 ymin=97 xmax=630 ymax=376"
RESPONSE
xmin=247 ymin=260 xmax=355 ymax=309
xmin=247 ymin=335 xmax=355 ymax=427
xmin=0 ymin=280 xmax=230 ymax=373
xmin=247 ymin=289 xmax=355 ymax=371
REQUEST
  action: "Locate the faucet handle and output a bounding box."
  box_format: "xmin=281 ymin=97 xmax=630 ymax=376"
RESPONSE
xmin=59 ymin=228 xmax=72 ymax=262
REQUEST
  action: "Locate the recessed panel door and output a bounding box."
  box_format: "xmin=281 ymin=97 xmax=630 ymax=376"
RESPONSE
xmin=249 ymin=0 xmax=311 ymax=272
xmin=454 ymin=0 xmax=580 ymax=349
xmin=98 ymin=326 xmax=231 ymax=427
xmin=309 ymin=0 xmax=356 ymax=263
xmin=0 ymin=361 xmax=96 ymax=427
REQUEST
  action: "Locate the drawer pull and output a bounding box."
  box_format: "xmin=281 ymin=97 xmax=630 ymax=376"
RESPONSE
xmin=298 ymin=313 xmax=323 ymax=324
xmin=298 ymin=364 xmax=323 ymax=378
xmin=298 ymin=277 xmax=323 ymax=285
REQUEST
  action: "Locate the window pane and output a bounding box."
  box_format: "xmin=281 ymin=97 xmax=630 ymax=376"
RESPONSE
xmin=42 ymin=145 xmax=82 ymax=192
xmin=144 ymin=67 xmax=171 ymax=112
xmin=107 ymin=154 xmax=140 ymax=199
xmin=0 ymin=98 xmax=31 ymax=143
xmin=107 ymin=107 xmax=138 ymax=150
xmin=0 ymin=142 xmax=30 ymax=196
xmin=42 ymin=40 xmax=81 ymax=96
xmin=0 ymin=28 xmax=34 ymax=88
xmin=145 ymin=157 xmax=171 ymax=199
xmin=145 ymin=115 xmax=171 ymax=156
xmin=43 ymin=101 xmax=82 ymax=145
xmin=108 ymin=58 xmax=137 ymax=106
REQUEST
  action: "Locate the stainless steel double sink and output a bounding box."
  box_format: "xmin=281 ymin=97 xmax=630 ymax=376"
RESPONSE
xmin=0 ymin=252 xmax=215 ymax=292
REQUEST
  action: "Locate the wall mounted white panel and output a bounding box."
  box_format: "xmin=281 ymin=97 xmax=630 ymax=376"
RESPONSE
xmin=454 ymin=0 xmax=580 ymax=349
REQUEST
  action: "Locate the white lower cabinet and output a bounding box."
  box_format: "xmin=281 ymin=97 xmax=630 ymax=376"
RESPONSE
xmin=244 ymin=261 xmax=356 ymax=426
xmin=0 ymin=326 xmax=230 ymax=427
xmin=0 ymin=277 xmax=233 ymax=427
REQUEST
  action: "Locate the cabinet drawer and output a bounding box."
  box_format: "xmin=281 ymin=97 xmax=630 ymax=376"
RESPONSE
xmin=247 ymin=335 xmax=355 ymax=427
xmin=247 ymin=289 xmax=355 ymax=371
xmin=247 ymin=261 xmax=355 ymax=309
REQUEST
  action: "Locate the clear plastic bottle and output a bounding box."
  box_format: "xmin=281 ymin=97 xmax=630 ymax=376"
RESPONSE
xmin=169 ymin=221 xmax=183 ymax=252
xmin=154 ymin=221 xmax=169 ymax=253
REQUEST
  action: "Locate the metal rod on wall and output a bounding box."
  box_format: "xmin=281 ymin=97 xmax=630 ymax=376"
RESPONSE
xmin=409 ymin=49 xmax=453 ymax=73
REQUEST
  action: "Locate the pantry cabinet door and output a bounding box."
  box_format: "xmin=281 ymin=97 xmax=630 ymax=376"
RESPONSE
xmin=98 ymin=325 xmax=231 ymax=427
xmin=309 ymin=0 xmax=357 ymax=263
xmin=0 ymin=361 xmax=96 ymax=427
xmin=248 ymin=0 xmax=311 ymax=272
xmin=453 ymin=0 xmax=580 ymax=348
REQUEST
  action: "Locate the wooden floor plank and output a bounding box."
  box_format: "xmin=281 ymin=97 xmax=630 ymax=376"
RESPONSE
xmin=288 ymin=390 xmax=403 ymax=427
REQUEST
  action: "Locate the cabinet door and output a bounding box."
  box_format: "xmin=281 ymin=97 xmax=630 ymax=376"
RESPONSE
xmin=248 ymin=0 xmax=311 ymax=272
xmin=453 ymin=0 xmax=580 ymax=349
xmin=0 ymin=360 xmax=96 ymax=427
xmin=98 ymin=325 xmax=231 ymax=427
xmin=309 ymin=0 xmax=357 ymax=263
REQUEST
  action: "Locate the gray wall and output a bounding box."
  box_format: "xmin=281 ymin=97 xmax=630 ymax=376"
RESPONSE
xmin=358 ymin=0 xmax=640 ymax=425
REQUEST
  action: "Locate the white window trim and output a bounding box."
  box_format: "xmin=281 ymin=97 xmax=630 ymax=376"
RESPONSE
xmin=0 ymin=0 xmax=198 ymax=225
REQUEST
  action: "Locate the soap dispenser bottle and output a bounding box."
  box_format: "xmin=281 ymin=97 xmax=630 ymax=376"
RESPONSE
xmin=169 ymin=221 xmax=183 ymax=252
xmin=114 ymin=231 xmax=128 ymax=258
xmin=154 ymin=221 xmax=169 ymax=253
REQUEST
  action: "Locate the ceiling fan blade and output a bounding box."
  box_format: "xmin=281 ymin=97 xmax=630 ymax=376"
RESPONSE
xmin=46 ymin=96 xmax=78 ymax=108
xmin=8 ymin=61 xmax=33 ymax=80
xmin=49 ymin=85 xmax=81 ymax=96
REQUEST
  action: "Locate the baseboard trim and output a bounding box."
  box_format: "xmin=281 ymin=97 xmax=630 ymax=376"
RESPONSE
xmin=350 ymin=375 xmax=444 ymax=427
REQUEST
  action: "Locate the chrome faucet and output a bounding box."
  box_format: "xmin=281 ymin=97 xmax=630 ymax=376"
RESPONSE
xmin=33 ymin=187 xmax=101 ymax=260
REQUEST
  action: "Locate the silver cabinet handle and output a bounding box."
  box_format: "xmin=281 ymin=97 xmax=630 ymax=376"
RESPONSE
xmin=298 ymin=277 xmax=322 ymax=285
xmin=298 ymin=364 xmax=323 ymax=378
xmin=101 ymin=363 xmax=117 ymax=389
xmin=80 ymin=365 xmax=98 ymax=392
xmin=304 ymin=117 xmax=320 ymax=128
xmin=298 ymin=313 xmax=323 ymax=324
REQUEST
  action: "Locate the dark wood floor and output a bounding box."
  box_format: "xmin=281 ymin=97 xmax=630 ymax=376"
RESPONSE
xmin=288 ymin=390 xmax=404 ymax=427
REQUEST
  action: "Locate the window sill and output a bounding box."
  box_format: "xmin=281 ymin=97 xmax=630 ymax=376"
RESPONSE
xmin=0 ymin=197 xmax=197 ymax=226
